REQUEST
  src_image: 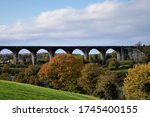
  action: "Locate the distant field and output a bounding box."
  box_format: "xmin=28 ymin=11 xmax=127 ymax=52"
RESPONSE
xmin=114 ymin=69 xmax=128 ymax=74
xmin=0 ymin=80 xmax=97 ymax=100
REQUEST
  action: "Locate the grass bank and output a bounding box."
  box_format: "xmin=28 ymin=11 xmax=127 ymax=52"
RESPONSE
xmin=0 ymin=80 xmax=97 ymax=100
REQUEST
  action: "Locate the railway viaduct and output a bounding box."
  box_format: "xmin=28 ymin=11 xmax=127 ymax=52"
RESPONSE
xmin=0 ymin=46 xmax=145 ymax=65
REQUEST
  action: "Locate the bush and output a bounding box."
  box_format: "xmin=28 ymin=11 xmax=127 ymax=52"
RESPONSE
xmin=38 ymin=54 xmax=84 ymax=92
xmin=78 ymin=63 xmax=105 ymax=94
xmin=108 ymin=58 xmax=120 ymax=70
xmin=124 ymin=62 xmax=150 ymax=99
xmin=94 ymin=71 xmax=118 ymax=100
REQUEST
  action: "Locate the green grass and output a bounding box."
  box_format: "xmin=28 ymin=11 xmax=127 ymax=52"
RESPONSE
xmin=0 ymin=80 xmax=97 ymax=100
xmin=113 ymin=68 xmax=128 ymax=79
xmin=114 ymin=69 xmax=128 ymax=74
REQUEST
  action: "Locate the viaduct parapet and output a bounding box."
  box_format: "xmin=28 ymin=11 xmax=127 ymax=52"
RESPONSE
xmin=0 ymin=46 xmax=145 ymax=64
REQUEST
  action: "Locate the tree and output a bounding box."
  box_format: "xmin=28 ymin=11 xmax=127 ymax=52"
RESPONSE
xmin=95 ymin=54 xmax=98 ymax=60
xmin=38 ymin=54 xmax=84 ymax=92
xmin=22 ymin=56 xmax=27 ymax=64
xmin=124 ymin=62 xmax=150 ymax=99
xmin=0 ymin=73 xmax=10 ymax=80
xmin=94 ymin=71 xmax=118 ymax=100
xmin=108 ymin=58 xmax=120 ymax=70
xmin=135 ymin=41 xmax=142 ymax=47
xmin=15 ymin=65 xmax=41 ymax=85
xmin=2 ymin=64 xmax=10 ymax=73
xmin=0 ymin=64 xmax=11 ymax=80
xmin=78 ymin=63 xmax=105 ymax=94
xmin=78 ymin=63 xmax=119 ymax=99
xmin=139 ymin=46 xmax=150 ymax=63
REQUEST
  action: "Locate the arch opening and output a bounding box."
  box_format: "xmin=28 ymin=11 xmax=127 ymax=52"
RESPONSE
xmin=89 ymin=49 xmax=103 ymax=62
xmin=72 ymin=49 xmax=84 ymax=60
xmin=18 ymin=49 xmax=32 ymax=65
xmin=36 ymin=49 xmax=50 ymax=64
xmin=106 ymin=48 xmax=120 ymax=61
xmin=0 ymin=49 xmax=13 ymax=64
xmin=55 ymin=49 xmax=67 ymax=55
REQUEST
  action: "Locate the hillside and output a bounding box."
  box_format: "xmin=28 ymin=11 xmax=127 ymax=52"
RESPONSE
xmin=0 ymin=80 xmax=97 ymax=100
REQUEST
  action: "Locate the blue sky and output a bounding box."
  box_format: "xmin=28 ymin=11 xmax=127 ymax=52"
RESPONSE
xmin=0 ymin=0 xmax=149 ymax=46
xmin=0 ymin=0 xmax=103 ymax=25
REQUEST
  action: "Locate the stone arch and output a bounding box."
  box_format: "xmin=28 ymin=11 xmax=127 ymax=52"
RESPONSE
xmin=18 ymin=49 xmax=32 ymax=64
xmin=0 ymin=48 xmax=13 ymax=54
xmin=106 ymin=48 xmax=121 ymax=61
xmin=72 ymin=48 xmax=85 ymax=60
xmin=36 ymin=49 xmax=50 ymax=63
xmin=54 ymin=48 xmax=67 ymax=55
xmin=89 ymin=48 xmax=104 ymax=61
xmin=0 ymin=48 xmax=13 ymax=64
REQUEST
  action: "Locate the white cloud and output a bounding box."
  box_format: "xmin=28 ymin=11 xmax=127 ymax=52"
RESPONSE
xmin=0 ymin=0 xmax=150 ymax=46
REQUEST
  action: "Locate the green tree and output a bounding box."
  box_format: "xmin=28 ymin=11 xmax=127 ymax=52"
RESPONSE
xmin=78 ymin=63 xmax=105 ymax=94
xmin=0 ymin=73 xmax=10 ymax=80
xmin=38 ymin=54 xmax=84 ymax=92
xmin=2 ymin=64 xmax=10 ymax=73
xmin=108 ymin=58 xmax=120 ymax=70
xmin=0 ymin=64 xmax=11 ymax=80
xmin=124 ymin=62 xmax=150 ymax=99
xmin=94 ymin=71 xmax=118 ymax=99
xmin=15 ymin=65 xmax=41 ymax=85
xmin=22 ymin=56 xmax=26 ymax=64
xmin=78 ymin=63 xmax=119 ymax=99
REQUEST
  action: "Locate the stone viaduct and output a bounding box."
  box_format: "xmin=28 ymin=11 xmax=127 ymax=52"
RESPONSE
xmin=0 ymin=46 xmax=145 ymax=65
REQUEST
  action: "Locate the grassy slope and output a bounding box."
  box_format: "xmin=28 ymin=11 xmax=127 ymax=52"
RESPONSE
xmin=0 ymin=80 xmax=97 ymax=100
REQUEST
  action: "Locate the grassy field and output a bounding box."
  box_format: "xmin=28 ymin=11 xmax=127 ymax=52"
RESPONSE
xmin=0 ymin=80 xmax=97 ymax=100
xmin=114 ymin=69 xmax=128 ymax=74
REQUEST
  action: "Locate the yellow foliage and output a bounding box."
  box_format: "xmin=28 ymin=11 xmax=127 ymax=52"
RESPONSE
xmin=124 ymin=62 xmax=150 ymax=99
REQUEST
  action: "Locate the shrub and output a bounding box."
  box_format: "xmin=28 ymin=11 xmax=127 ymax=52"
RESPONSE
xmin=124 ymin=62 xmax=150 ymax=99
xmin=38 ymin=54 xmax=84 ymax=92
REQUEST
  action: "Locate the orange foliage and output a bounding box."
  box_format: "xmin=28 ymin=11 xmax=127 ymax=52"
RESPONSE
xmin=38 ymin=54 xmax=84 ymax=91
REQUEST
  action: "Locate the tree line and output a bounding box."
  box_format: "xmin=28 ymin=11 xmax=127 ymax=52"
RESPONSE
xmin=0 ymin=54 xmax=150 ymax=99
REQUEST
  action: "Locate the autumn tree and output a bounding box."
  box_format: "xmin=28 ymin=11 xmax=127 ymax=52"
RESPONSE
xmin=15 ymin=64 xmax=41 ymax=85
xmin=78 ymin=63 xmax=105 ymax=94
xmin=38 ymin=54 xmax=84 ymax=92
xmin=124 ymin=62 xmax=150 ymax=99
xmin=94 ymin=71 xmax=118 ymax=100
xmin=78 ymin=63 xmax=119 ymax=99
